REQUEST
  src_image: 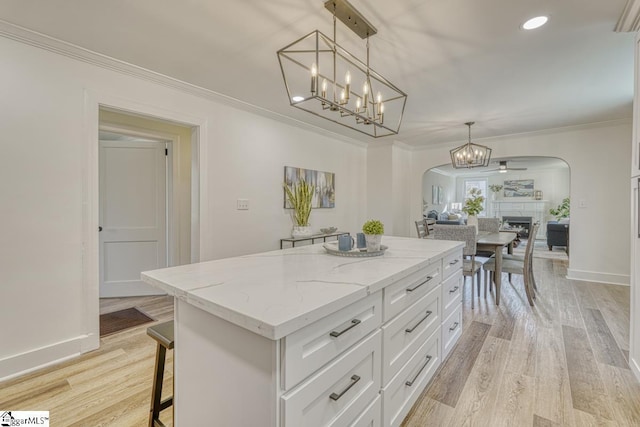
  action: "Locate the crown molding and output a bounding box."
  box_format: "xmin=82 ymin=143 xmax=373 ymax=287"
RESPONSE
xmin=615 ymin=0 xmax=640 ymax=32
xmin=411 ymin=118 xmax=633 ymax=152
xmin=0 ymin=19 xmax=366 ymax=148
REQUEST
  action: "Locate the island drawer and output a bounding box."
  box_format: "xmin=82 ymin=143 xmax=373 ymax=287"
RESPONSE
xmin=381 ymin=286 xmax=440 ymax=384
xmin=281 ymin=330 xmax=381 ymax=427
xmin=350 ymin=395 xmax=381 ymax=427
xmin=442 ymin=250 xmax=463 ymax=279
xmin=442 ymin=303 xmax=463 ymax=360
xmin=383 ymin=261 xmax=441 ymax=322
xmin=442 ymin=268 xmax=463 ymax=319
xmin=282 ymin=291 xmax=383 ymax=390
xmin=381 ymin=328 xmax=440 ymax=427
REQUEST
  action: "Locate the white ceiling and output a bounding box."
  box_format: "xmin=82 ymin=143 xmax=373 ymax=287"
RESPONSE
xmin=1 ymin=0 xmax=635 ymax=146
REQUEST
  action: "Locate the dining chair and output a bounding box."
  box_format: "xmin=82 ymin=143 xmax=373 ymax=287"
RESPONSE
xmin=483 ymin=222 xmax=539 ymax=306
xmin=432 ymin=225 xmax=483 ymax=309
xmin=425 ymin=218 xmax=436 ymax=235
xmin=476 ymin=218 xmax=501 ymax=257
xmin=415 ymin=219 xmax=428 ymax=238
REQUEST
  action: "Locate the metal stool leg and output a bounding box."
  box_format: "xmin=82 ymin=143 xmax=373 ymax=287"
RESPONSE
xmin=149 ymin=343 xmax=167 ymax=427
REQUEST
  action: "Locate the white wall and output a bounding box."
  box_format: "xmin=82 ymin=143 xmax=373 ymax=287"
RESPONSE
xmin=408 ymin=121 xmax=632 ymax=286
xmin=392 ymin=144 xmax=412 ymax=237
xmin=367 ymin=144 xmax=394 ymax=233
xmin=422 ymin=170 xmax=457 ymax=214
xmin=366 ymin=142 xmax=413 ymax=237
xmin=0 ymin=35 xmax=367 ymax=379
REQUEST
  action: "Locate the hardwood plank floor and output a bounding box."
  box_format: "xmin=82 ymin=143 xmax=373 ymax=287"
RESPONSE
xmin=0 ymin=296 xmax=174 ymax=427
xmin=0 ymin=258 xmax=638 ymax=426
xmin=404 ymin=257 xmax=640 ymax=427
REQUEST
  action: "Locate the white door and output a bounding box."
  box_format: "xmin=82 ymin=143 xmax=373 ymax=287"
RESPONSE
xmin=99 ymin=139 xmax=168 ymax=297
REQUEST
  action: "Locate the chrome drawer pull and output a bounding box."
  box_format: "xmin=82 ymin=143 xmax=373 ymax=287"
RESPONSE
xmin=405 ymin=355 xmax=432 ymax=387
xmin=448 ymin=285 xmax=459 ymax=294
xmin=449 ymin=322 xmax=459 ymax=332
xmin=406 ymin=276 xmax=433 ymax=293
xmin=330 ymin=319 xmax=361 ymax=338
xmin=405 ymin=311 xmax=433 ymax=333
xmin=449 ymin=259 xmax=460 ymax=266
xmin=329 ymin=375 xmax=361 ymax=401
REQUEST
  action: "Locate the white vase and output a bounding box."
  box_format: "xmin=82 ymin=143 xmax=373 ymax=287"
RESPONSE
xmin=365 ymin=234 xmax=382 ymax=252
xmin=467 ymin=215 xmax=478 ymax=233
xmin=292 ymin=225 xmax=313 ymax=238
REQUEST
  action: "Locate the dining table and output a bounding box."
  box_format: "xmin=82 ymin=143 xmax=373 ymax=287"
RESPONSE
xmin=476 ymin=231 xmax=518 ymax=305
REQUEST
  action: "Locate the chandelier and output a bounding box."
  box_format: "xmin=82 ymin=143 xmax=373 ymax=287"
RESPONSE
xmin=450 ymin=122 xmax=492 ymax=169
xmin=277 ymin=0 xmax=407 ymax=138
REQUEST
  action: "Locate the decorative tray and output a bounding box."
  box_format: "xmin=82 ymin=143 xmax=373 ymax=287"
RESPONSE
xmin=322 ymin=242 xmax=388 ymax=257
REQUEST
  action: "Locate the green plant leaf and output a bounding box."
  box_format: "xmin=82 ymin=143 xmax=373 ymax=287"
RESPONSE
xmin=284 ymin=179 xmax=315 ymax=226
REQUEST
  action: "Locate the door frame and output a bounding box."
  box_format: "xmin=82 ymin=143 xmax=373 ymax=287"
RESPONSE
xmin=82 ymin=89 xmax=209 ymax=353
xmin=99 ymin=123 xmax=179 ymax=269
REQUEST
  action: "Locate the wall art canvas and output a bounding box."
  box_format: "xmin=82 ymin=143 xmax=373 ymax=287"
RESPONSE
xmin=504 ymin=179 xmax=534 ymax=197
xmin=284 ymin=166 xmax=335 ymax=208
xmin=438 ymin=186 xmax=445 ymax=204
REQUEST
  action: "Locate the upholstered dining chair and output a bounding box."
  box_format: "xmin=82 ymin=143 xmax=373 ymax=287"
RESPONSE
xmin=478 ymin=217 xmax=500 ymax=232
xmin=475 ymin=218 xmax=501 ymax=257
xmin=483 ymin=222 xmax=539 ymax=306
xmin=432 ymin=225 xmax=483 ymax=309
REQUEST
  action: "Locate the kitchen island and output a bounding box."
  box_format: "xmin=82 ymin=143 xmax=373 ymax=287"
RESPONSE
xmin=142 ymin=236 xmax=464 ymax=426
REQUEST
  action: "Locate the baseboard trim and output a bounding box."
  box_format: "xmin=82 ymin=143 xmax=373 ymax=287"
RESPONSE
xmin=0 ymin=334 xmax=97 ymax=382
xmin=566 ymin=269 xmax=630 ymax=286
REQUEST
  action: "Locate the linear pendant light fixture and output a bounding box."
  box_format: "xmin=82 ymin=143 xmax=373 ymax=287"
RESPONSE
xmin=450 ymin=122 xmax=492 ymax=169
xmin=277 ymin=0 xmax=407 ymax=138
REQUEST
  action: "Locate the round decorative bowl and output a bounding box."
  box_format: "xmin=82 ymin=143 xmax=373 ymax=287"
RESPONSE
xmin=320 ymin=227 xmax=338 ymax=234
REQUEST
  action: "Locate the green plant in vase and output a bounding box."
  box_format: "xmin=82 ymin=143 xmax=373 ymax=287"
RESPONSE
xmin=489 ymin=184 xmax=503 ymax=200
xmin=549 ymin=197 xmax=570 ymax=220
xmin=284 ymin=179 xmax=315 ymax=237
xmin=462 ymin=187 xmax=484 ymax=232
xmin=362 ymin=219 xmax=384 ymax=251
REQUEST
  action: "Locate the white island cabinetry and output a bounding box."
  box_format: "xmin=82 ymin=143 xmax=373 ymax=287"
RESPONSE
xmin=142 ymin=236 xmax=463 ymax=426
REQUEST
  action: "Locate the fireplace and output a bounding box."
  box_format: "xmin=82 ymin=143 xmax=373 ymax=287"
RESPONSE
xmin=502 ymin=216 xmax=533 ymax=238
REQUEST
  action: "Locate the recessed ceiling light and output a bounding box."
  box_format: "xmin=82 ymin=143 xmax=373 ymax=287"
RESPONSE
xmin=292 ymin=96 xmax=304 ymax=102
xmin=522 ymin=16 xmax=548 ymax=30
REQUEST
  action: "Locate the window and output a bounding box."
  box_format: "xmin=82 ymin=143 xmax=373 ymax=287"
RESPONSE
xmin=463 ymin=179 xmax=488 ymax=216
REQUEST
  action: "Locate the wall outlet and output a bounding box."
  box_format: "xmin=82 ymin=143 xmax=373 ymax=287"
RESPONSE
xmin=237 ymin=199 xmax=249 ymax=210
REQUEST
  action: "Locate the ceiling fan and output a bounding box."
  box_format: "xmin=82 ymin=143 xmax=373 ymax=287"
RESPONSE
xmin=484 ymin=160 xmax=527 ymax=173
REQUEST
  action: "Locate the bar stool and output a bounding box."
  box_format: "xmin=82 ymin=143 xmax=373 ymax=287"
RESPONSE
xmin=147 ymin=320 xmax=174 ymax=427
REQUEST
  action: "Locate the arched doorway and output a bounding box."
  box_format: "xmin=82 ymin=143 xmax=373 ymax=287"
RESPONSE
xmin=421 ymin=156 xmax=570 ymax=243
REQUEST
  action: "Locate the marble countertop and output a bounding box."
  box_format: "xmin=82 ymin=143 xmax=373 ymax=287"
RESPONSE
xmin=141 ymin=236 xmax=463 ymax=340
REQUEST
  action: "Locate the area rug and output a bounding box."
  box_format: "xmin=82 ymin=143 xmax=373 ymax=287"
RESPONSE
xmin=511 ymin=239 xmax=568 ymax=261
xmin=99 ymin=307 xmax=155 ymax=337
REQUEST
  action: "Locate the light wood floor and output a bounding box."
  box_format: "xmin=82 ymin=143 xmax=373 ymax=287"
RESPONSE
xmin=403 ymin=257 xmax=640 ymax=427
xmin=1 ymin=258 xmax=638 ymax=426
xmin=0 ymin=296 xmax=175 ymax=426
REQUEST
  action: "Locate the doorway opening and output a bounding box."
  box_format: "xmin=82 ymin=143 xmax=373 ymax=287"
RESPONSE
xmin=98 ymin=109 xmax=195 ymax=297
xmin=421 ymin=156 xmax=571 ymax=243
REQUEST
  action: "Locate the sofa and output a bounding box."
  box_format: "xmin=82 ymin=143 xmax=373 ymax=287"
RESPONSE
xmin=425 ymin=209 xmax=465 ymax=225
xmin=547 ymin=221 xmax=569 ymax=252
